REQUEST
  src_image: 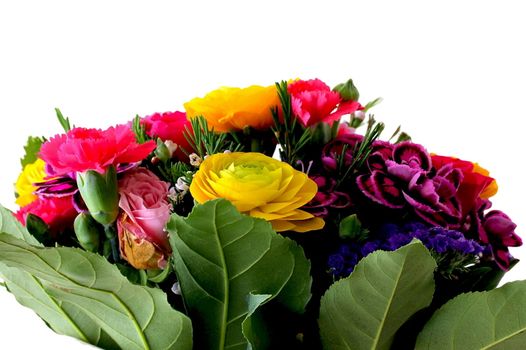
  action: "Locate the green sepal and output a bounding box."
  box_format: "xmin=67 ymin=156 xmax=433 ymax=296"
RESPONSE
xmin=76 ymin=166 xmax=119 ymax=225
xmin=154 ymin=138 xmax=171 ymax=163
xmin=333 ymin=78 xmax=360 ymax=101
xmin=73 ymin=213 xmax=102 ymax=252
xmin=25 ymin=213 xmax=51 ymax=245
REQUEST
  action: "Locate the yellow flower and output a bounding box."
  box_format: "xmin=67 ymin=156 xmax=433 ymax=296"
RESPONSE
xmin=15 ymin=158 xmax=46 ymax=207
xmin=184 ymin=84 xmax=279 ymax=132
xmin=190 ymin=152 xmax=325 ymax=232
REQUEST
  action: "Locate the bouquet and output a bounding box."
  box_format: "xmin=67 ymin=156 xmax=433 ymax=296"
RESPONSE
xmin=1 ymin=78 xmax=524 ymax=350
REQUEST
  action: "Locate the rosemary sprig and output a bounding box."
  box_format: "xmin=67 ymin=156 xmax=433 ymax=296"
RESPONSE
xmin=183 ymin=116 xmax=243 ymax=159
xmin=132 ymin=115 xmax=151 ymax=144
xmin=336 ymin=116 xmax=385 ymax=187
xmin=271 ymin=81 xmax=312 ymax=166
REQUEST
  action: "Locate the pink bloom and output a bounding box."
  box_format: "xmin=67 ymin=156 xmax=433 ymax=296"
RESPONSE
xmin=480 ymin=210 xmax=522 ymax=270
xmin=40 ymin=125 xmax=156 ymax=175
xmin=288 ymin=79 xmax=363 ymax=127
xmin=15 ymin=196 xmax=77 ymax=234
xmin=142 ymin=111 xmax=193 ymax=161
xmin=117 ymin=168 xmax=171 ymax=269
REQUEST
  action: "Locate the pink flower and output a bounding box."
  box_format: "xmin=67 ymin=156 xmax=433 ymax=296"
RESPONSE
xmin=15 ymin=196 xmax=77 ymax=234
xmin=40 ymin=125 xmax=156 ymax=175
xmin=117 ymin=168 xmax=171 ymax=269
xmin=288 ymin=79 xmax=363 ymax=127
xmin=142 ymin=111 xmax=193 ymax=161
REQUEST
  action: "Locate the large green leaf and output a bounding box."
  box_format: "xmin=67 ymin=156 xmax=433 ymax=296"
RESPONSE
xmin=415 ymin=280 xmax=526 ymax=350
xmin=0 ymin=233 xmax=192 ymax=350
xmin=0 ymin=205 xmax=41 ymax=246
xmin=318 ymin=241 xmax=436 ymax=350
xmin=168 ymin=199 xmax=312 ymax=349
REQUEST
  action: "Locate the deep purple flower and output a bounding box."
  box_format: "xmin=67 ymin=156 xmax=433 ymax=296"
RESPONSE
xmin=328 ymin=221 xmax=484 ymax=279
xmin=480 ymin=210 xmax=522 ymax=270
xmin=304 ymin=175 xmax=351 ymax=217
xmin=356 ymin=141 xmax=463 ymax=228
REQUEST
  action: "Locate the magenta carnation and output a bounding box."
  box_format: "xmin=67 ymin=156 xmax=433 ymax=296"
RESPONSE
xmin=288 ymin=79 xmax=362 ymax=127
xmin=142 ymin=111 xmax=193 ymax=161
xmin=40 ymin=125 xmax=156 ymax=175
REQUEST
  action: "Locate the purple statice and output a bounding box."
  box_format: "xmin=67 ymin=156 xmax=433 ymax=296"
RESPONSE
xmin=328 ymin=221 xmax=485 ymax=279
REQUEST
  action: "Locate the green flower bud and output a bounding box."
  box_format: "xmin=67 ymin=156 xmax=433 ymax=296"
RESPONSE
xmin=154 ymin=139 xmax=171 ymax=163
xmin=26 ymin=213 xmax=51 ymax=245
xmin=333 ymin=78 xmax=360 ymax=101
xmin=339 ymin=214 xmax=367 ymax=240
xmin=76 ymin=165 xmax=119 ymax=225
xmin=74 ymin=213 xmax=102 ymax=252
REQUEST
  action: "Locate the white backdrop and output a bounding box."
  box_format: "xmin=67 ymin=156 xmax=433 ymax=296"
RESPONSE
xmin=1 ymin=1 xmax=525 ymax=349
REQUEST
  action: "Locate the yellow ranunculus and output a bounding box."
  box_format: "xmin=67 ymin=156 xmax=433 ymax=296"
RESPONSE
xmin=15 ymin=158 xmax=46 ymax=206
xmin=190 ymin=152 xmax=325 ymax=233
xmin=183 ymin=84 xmax=279 ymax=132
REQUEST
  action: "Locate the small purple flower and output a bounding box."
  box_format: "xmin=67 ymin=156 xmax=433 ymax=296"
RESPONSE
xmin=327 ymin=221 xmax=485 ymax=279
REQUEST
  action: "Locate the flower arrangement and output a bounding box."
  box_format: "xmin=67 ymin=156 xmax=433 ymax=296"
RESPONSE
xmin=0 ymin=78 xmax=524 ymax=350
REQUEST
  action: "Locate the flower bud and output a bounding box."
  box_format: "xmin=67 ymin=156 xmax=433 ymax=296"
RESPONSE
xmin=333 ymin=78 xmax=360 ymax=101
xmin=74 ymin=213 xmax=102 ymax=252
xmin=339 ymin=214 xmax=365 ymax=240
xmin=154 ymin=139 xmax=171 ymax=163
xmin=76 ymin=165 xmax=119 ymax=225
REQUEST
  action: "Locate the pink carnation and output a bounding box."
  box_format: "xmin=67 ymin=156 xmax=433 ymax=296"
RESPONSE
xmin=15 ymin=196 xmax=77 ymax=233
xmin=288 ymin=79 xmax=363 ymax=127
xmin=142 ymin=111 xmax=192 ymax=161
xmin=40 ymin=125 xmax=156 ymax=175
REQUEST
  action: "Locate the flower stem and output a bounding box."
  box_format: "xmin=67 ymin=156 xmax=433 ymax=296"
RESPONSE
xmin=104 ymin=224 xmax=120 ymax=263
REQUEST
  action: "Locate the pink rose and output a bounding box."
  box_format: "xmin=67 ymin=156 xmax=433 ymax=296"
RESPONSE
xmin=142 ymin=111 xmax=192 ymax=161
xmin=117 ymin=168 xmax=171 ymax=269
xmin=288 ymin=79 xmax=363 ymax=127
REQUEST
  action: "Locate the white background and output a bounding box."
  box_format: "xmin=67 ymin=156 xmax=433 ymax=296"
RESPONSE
xmin=1 ymin=1 xmax=525 ymax=349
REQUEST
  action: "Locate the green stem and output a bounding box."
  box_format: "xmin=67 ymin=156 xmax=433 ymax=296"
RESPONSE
xmin=0 ymin=281 xmax=6 ymax=288
xmin=104 ymin=225 xmax=120 ymax=263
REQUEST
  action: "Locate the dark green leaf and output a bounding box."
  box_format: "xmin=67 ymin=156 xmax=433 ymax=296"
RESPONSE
xmin=416 ymin=280 xmax=526 ymax=350
xmin=168 ymin=199 xmax=311 ymax=349
xmin=319 ymin=241 xmax=436 ymax=350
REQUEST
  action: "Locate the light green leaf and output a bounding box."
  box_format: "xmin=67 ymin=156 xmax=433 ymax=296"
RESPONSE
xmin=20 ymin=136 xmax=45 ymax=168
xmin=168 ymin=199 xmax=312 ymax=350
xmin=319 ymin=241 xmax=436 ymax=350
xmin=416 ymin=280 xmax=526 ymax=350
xmin=1 ymin=265 xmax=119 ymax=349
xmin=0 ymin=233 xmax=192 ymax=350
xmin=0 ymin=204 xmax=41 ymax=246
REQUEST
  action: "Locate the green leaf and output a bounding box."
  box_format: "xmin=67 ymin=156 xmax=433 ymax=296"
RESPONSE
xmin=168 ymin=199 xmax=312 ymax=349
xmin=0 ymin=204 xmax=41 ymax=246
xmin=55 ymin=108 xmax=72 ymax=132
xmin=0 ymin=233 xmax=192 ymax=350
xmin=1 ymin=265 xmax=119 ymax=349
xmin=416 ymin=280 xmax=526 ymax=350
xmin=318 ymin=241 xmax=436 ymax=350
xmin=20 ymin=136 xmax=45 ymax=168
